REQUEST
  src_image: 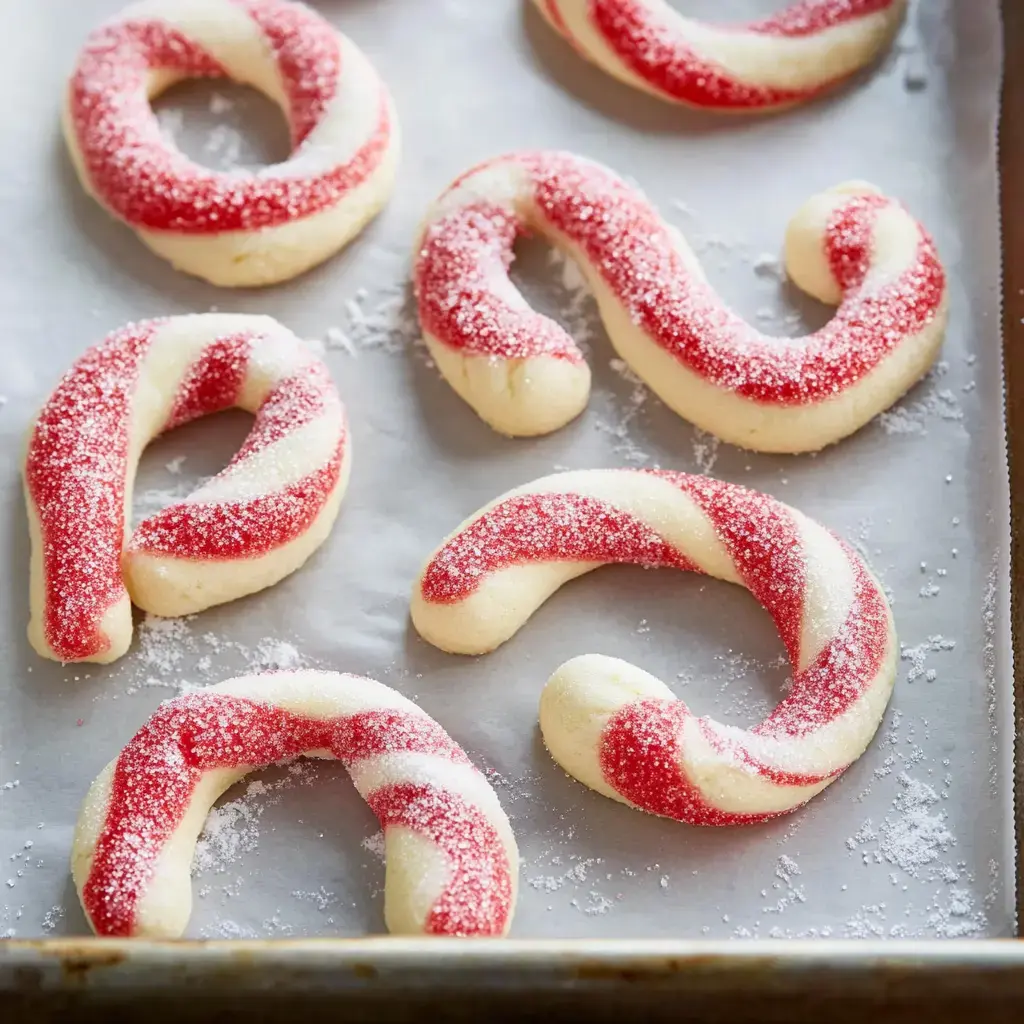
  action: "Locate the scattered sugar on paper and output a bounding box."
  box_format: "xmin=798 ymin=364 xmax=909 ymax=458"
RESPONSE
xmin=209 ymin=91 xmax=234 ymax=115
xmin=847 ymin=773 xmax=954 ymax=876
xmin=323 ymin=325 xmax=357 ymax=357
xmin=527 ymin=855 xmax=610 ymax=915
xmin=894 ymin=6 xmax=929 ymax=92
xmin=696 ymin=649 xmax=789 ymax=725
xmin=192 ymin=765 xmax=320 ymax=877
xmin=123 ymin=614 xmax=307 ymax=697
xmin=132 ymin=473 xmax=213 ymax=524
xmin=927 ymin=888 xmax=985 ymax=937
xmin=40 ymin=905 xmax=65 ymax=933
xmin=203 ymin=123 xmax=243 ymax=168
xmin=137 ymin=614 xmax=193 ymax=676
xmin=482 ymin=767 xmax=539 ymax=808
xmin=321 ymin=278 xmax=420 ymax=357
xmin=691 ymin=428 xmax=720 ymax=475
xmin=573 ymin=892 xmax=616 ymax=916
xmin=877 ymin=363 xmax=963 ymax=435
xmin=192 ymin=784 xmax=267 ymax=875
xmin=361 ymin=831 xmax=385 ymax=862
xmin=900 ymin=635 xmax=956 ymax=682
xmin=156 ymin=107 xmax=183 ymax=141
xmin=761 ymin=855 xmax=807 ymax=916
xmin=752 ymin=253 xmax=785 ymax=281
xmin=200 ymin=913 xmax=297 ymax=940
xmin=251 ymin=638 xmax=304 ymax=672
xmin=291 ymin=886 xmax=339 ymax=912
xmin=597 ymin=358 xmax=651 ymax=464
xmin=544 ymin=248 xmax=596 ymax=345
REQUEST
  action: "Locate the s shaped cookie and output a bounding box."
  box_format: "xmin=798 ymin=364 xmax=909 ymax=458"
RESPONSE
xmin=411 ymin=469 xmax=897 ymax=825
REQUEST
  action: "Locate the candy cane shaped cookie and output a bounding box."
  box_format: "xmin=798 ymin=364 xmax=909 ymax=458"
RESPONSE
xmin=24 ymin=314 xmax=348 ymax=665
xmin=72 ymin=671 xmax=519 ymax=937
xmin=414 ymin=151 xmax=947 ymax=452
xmin=411 ymin=469 xmax=897 ymax=824
xmin=64 ymin=0 xmax=399 ymax=286
xmin=533 ymin=1 xmax=906 ymax=111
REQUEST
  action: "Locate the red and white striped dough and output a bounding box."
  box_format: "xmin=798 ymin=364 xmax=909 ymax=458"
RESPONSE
xmin=72 ymin=670 xmax=519 ymax=938
xmin=411 ymin=469 xmax=897 ymax=825
xmin=533 ymin=0 xmax=906 ymax=111
xmin=414 ymin=151 xmax=947 ymax=452
xmin=64 ymin=0 xmax=399 ymax=286
xmin=24 ymin=314 xmax=348 ymax=665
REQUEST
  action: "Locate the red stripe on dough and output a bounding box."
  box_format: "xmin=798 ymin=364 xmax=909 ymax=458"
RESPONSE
xmin=165 ymin=333 xmax=253 ymax=430
xmin=25 ymin=321 xmax=159 ymax=659
xmin=527 ymin=152 xmax=943 ymax=403
xmin=589 ymin=0 xmax=824 ymax=108
xmin=415 ymin=201 xmax=585 ymax=362
xmin=368 ymin=782 xmax=513 ymax=936
xmin=749 ymin=0 xmax=897 ymax=38
xmin=420 ymin=491 xmax=697 ymax=603
xmin=128 ymin=441 xmax=344 ymax=560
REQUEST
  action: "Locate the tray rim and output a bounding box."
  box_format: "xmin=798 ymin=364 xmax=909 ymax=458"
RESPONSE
xmin=4 ymin=937 xmax=1024 ymax=988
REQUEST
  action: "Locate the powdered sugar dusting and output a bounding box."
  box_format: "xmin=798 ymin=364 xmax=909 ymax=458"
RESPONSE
xmin=691 ymin=428 xmax=720 ymax=474
xmin=847 ymin=773 xmax=954 ymax=876
xmin=116 ymin=613 xmax=308 ymax=698
xmin=900 ymin=635 xmax=956 ymax=683
xmin=877 ymin=362 xmax=963 ymax=435
xmin=597 ymin=359 xmax=652 ymax=464
xmin=361 ymin=831 xmax=385 ymax=861
xmin=321 ymin=279 xmax=420 ymax=358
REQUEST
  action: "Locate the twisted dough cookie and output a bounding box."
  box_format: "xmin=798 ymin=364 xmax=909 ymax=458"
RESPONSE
xmin=24 ymin=314 xmax=347 ymax=664
xmin=411 ymin=469 xmax=897 ymax=824
xmin=533 ymin=0 xmax=907 ymax=111
xmin=414 ymin=150 xmax=947 ymax=452
xmin=72 ymin=671 xmax=519 ymax=937
xmin=64 ymin=0 xmax=399 ymax=286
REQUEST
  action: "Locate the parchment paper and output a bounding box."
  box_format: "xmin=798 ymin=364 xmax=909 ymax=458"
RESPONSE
xmin=0 ymin=0 xmax=1012 ymax=940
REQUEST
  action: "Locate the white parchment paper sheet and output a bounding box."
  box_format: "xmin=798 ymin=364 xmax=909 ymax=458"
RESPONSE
xmin=0 ymin=0 xmax=1012 ymax=940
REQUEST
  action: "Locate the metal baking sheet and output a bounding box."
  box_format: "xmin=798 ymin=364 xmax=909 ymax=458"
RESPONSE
xmin=0 ymin=0 xmax=1012 ymax=944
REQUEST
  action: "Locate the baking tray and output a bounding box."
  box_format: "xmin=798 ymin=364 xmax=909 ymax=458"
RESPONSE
xmin=1 ymin=0 xmax=1022 ymax=1018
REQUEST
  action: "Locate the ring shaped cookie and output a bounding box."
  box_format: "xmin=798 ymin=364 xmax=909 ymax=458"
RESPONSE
xmin=415 ymin=151 xmax=947 ymax=452
xmin=72 ymin=671 xmax=519 ymax=938
xmin=24 ymin=314 xmax=348 ymax=665
xmin=411 ymin=469 xmax=897 ymax=825
xmin=533 ymin=0 xmax=907 ymax=111
xmin=65 ymin=0 xmax=399 ymax=286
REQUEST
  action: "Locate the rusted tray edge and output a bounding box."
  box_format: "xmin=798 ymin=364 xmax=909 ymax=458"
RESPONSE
xmin=3 ymin=938 xmax=1024 ymax=995
xmin=1000 ymin=0 xmax=1023 ymax=939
